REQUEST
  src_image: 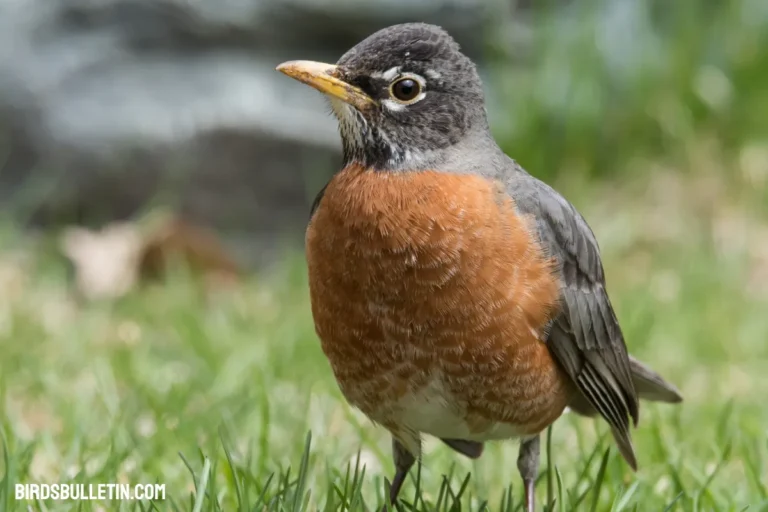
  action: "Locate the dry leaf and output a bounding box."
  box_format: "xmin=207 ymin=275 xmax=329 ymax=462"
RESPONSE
xmin=60 ymin=213 xmax=242 ymax=300
xmin=60 ymin=223 xmax=144 ymax=300
xmin=139 ymin=216 xmax=241 ymax=284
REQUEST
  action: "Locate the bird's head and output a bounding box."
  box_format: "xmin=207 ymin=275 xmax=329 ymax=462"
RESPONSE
xmin=277 ymin=23 xmax=491 ymax=171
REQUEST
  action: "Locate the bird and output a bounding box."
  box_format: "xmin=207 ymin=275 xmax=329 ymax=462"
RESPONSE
xmin=277 ymin=23 xmax=683 ymax=511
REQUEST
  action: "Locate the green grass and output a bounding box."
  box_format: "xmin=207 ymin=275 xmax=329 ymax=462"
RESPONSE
xmin=1 ymin=157 xmax=767 ymax=511
xmin=0 ymin=1 xmax=766 ymax=509
xmin=487 ymin=0 xmax=768 ymax=182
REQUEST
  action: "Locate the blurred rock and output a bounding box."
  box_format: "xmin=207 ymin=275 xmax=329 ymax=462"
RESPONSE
xmin=0 ymin=0 xmax=507 ymax=265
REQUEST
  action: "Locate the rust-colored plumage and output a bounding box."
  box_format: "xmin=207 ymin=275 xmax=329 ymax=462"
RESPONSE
xmin=307 ymin=164 xmax=573 ymax=454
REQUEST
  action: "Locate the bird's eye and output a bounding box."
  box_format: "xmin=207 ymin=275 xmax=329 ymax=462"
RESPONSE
xmin=389 ymin=77 xmax=422 ymax=104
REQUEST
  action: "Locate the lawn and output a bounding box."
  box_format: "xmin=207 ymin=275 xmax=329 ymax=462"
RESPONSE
xmin=1 ymin=142 xmax=767 ymax=511
xmin=1 ymin=3 xmax=767 ymax=509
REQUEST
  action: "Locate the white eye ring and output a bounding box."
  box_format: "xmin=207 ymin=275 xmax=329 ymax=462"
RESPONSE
xmin=387 ymin=73 xmax=427 ymax=106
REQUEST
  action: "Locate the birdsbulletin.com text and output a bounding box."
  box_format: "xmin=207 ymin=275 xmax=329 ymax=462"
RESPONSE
xmin=16 ymin=483 xmax=166 ymax=501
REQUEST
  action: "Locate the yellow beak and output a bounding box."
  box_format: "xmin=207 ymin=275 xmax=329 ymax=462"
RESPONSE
xmin=276 ymin=60 xmax=376 ymax=111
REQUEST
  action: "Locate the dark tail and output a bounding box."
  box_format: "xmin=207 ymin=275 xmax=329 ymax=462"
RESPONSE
xmin=568 ymin=355 xmax=683 ymax=417
xmin=567 ymin=355 xmax=682 ymax=469
xmin=627 ymin=355 xmax=684 ymax=403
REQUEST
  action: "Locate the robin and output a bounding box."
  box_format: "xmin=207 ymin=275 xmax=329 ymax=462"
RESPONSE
xmin=277 ymin=23 xmax=682 ymax=511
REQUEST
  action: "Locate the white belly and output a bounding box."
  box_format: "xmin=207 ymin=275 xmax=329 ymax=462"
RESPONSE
xmin=393 ymin=376 xmax=527 ymax=442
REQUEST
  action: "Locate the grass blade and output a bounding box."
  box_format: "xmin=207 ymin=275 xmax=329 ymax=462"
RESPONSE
xmin=744 ymin=439 xmax=768 ymax=499
xmin=663 ymin=491 xmax=685 ymax=512
xmin=555 ymin=466 xmax=566 ymax=512
xmin=253 ymin=473 xmax=275 ymax=508
xmin=612 ymin=481 xmax=640 ymax=511
xmin=500 ymin=484 xmax=514 ymax=512
xmin=454 ymin=471 xmax=472 ymax=504
xmin=589 ymin=448 xmax=611 ymax=512
xmin=191 ymin=457 xmax=211 ymax=512
xmin=292 ymin=431 xmax=312 ymax=512
xmin=219 ymin=427 xmax=245 ymax=512
xmin=1 ymin=428 xmax=10 ymax=512
xmin=412 ymin=459 xmax=423 ymax=509
xmin=179 ymin=452 xmax=198 ymax=491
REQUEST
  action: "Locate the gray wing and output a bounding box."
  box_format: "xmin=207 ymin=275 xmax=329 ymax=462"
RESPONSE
xmin=309 ymin=184 xmax=328 ymax=220
xmin=508 ymin=171 xmax=640 ymax=469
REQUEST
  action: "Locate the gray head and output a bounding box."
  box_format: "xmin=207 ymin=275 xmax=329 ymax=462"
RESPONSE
xmin=277 ymin=23 xmax=493 ymax=171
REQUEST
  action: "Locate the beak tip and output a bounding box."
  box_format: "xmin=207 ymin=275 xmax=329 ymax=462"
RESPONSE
xmin=276 ymin=60 xmax=339 ymax=78
xmin=273 ymin=60 xmax=373 ymax=109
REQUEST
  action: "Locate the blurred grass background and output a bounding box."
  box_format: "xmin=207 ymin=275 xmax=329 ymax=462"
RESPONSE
xmin=492 ymin=0 xmax=768 ymax=184
xmin=1 ymin=0 xmax=767 ymax=510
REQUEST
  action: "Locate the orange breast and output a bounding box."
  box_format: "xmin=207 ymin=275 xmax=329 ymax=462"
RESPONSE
xmin=306 ymin=164 xmax=573 ymax=437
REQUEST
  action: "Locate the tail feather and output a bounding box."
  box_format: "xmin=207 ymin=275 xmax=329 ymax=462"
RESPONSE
xmin=628 ymin=356 xmax=683 ymax=404
xmin=566 ymin=355 xmax=681 ymax=469
xmin=610 ymin=426 xmax=638 ymax=471
xmin=567 ymin=355 xmax=682 ymax=470
xmin=569 ymin=355 xmax=683 ymax=418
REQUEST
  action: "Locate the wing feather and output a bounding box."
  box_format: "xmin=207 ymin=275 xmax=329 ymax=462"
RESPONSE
xmin=507 ymin=170 xmax=639 ymax=467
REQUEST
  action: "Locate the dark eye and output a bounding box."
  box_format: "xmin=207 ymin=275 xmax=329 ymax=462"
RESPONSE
xmin=390 ymin=78 xmax=422 ymax=103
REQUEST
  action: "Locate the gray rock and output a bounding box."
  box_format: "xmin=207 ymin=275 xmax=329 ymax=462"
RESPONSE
xmin=0 ymin=0 xmax=506 ymax=264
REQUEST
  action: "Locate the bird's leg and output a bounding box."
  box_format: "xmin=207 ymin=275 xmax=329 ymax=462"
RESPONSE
xmin=517 ymin=436 xmax=540 ymax=512
xmin=384 ymin=437 xmax=416 ymax=510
